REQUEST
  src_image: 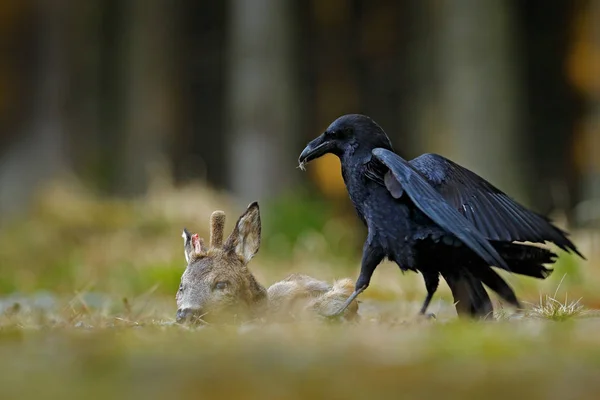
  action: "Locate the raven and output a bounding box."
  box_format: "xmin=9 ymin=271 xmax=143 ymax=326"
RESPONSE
xmin=298 ymin=114 xmax=584 ymax=319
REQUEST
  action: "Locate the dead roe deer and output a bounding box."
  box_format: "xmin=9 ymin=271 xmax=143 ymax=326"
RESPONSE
xmin=176 ymin=202 xmax=359 ymax=324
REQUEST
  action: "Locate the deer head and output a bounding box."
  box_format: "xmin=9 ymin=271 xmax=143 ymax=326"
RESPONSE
xmin=176 ymin=202 xmax=268 ymax=324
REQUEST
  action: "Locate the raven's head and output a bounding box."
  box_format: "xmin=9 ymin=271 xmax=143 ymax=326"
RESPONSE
xmin=298 ymin=114 xmax=393 ymax=169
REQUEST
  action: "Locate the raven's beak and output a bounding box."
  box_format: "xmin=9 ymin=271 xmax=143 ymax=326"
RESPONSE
xmin=298 ymin=135 xmax=334 ymax=170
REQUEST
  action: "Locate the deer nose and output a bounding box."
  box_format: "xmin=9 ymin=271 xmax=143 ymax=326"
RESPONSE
xmin=176 ymin=308 xmax=192 ymax=323
xmin=176 ymin=308 xmax=203 ymax=324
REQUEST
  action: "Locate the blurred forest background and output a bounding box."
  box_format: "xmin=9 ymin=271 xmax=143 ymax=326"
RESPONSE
xmin=3 ymin=2 xmax=600 ymax=398
xmin=0 ymin=0 xmax=599 ymax=302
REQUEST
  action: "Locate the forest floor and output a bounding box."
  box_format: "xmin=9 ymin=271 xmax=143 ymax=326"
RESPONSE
xmin=0 ymin=179 xmax=599 ymax=400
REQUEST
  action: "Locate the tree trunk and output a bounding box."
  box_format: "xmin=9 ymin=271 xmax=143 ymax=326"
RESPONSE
xmin=0 ymin=0 xmax=68 ymax=221
xmin=436 ymin=0 xmax=529 ymax=205
xmin=225 ymin=0 xmax=299 ymax=204
xmin=401 ymin=0 xmax=438 ymax=157
xmin=576 ymin=0 xmax=600 ymax=226
xmin=115 ymin=0 xmax=176 ymax=196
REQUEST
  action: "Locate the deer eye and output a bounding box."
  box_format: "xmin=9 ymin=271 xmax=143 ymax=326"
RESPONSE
xmin=178 ymin=283 xmax=184 ymax=293
xmin=214 ymin=281 xmax=229 ymax=291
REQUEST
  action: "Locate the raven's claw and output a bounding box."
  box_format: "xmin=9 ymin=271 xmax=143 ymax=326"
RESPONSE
xmin=329 ymin=286 xmax=366 ymax=317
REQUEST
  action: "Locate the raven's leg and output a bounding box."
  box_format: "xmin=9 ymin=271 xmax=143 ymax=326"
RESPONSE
xmin=419 ymin=270 xmax=439 ymax=318
xmin=330 ymin=242 xmax=384 ymax=317
xmin=441 ymin=269 xmax=494 ymax=319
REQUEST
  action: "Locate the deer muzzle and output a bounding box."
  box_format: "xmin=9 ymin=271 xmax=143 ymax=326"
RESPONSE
xmin=176 ymin=307 xmax=204 ymax=324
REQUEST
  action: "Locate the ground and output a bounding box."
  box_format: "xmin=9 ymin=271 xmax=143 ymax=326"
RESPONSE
xmin=0 ymin=180 xmax=598 ymax=400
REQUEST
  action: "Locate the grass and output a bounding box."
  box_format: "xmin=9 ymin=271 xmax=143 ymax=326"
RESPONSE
xmin=525 ymin=276 xmax=592 ymax=321
xmin=1 ymin=178 xmax=600 ymax=399
xmin=2 ymin=306 xmax=600 ymax=400
xmin=529 ymin=293 xmax=587 ymax=320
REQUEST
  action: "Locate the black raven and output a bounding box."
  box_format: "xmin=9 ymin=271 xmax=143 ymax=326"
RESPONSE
xmin=298 ymin=114 xmax=584 ymax=319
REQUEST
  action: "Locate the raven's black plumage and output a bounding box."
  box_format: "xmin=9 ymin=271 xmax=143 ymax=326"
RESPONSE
xmin=298 ymin=114 xmax=584 ymax=319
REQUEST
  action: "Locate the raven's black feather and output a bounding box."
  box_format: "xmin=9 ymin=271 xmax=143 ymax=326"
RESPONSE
xmin=298 ymin=114 xmax=585 ymax=319
xmin=372 ymin=148 xmax=511 ymax=272
xmin=409 ymin=153 xmax=584 ymax=258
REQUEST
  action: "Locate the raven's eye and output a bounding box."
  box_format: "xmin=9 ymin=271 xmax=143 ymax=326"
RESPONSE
xmin=325 ymin=129 xmax=345 ymax=139
xmin=214 ymin=281 xmax=229 ymax=291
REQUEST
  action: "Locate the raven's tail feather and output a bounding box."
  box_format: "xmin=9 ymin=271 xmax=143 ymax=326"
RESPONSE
xmin=441 ymin=270 xmax=493 ymax=319
xmin=470 ymin=266 xmax=521 ymax=309
xmin=440 ymin=243 xmax=554 ymax=318
xmin=492 ymin=242 xmax=556 ymax=279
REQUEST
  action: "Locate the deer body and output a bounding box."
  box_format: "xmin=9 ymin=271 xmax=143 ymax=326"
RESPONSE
xmin=176 ymin=202 xmax=359 ymax=324
xmin=266 ymin=273 xmax=358 ymax=322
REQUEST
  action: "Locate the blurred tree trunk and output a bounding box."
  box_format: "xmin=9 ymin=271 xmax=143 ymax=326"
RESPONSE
xmin=64 ymin=0 xmax=127 ymax=194
xmin=304 ymin=0 xmax=359 ymax=200
xmin=115 ymin=0 xmax=177 ymax=196
xmin=587 ymin=0 xmax=600 ymax=198
xmin=576 ymin=0 xmax=600 ymax=226
xmin=356 ymin=0 xmax=403 ymax=145
xmin=172 ymin=2 xmax=226 ymax=187
xmin=436 ymin=0 xmax=530 ymax=205
xmin=401 ymin=0 xmax=438 ymax=157
xmin=518 ymin=1 xmax=581 ymax=217
xmin=226 ymin=0 xmax=299 ymax=203
xmin=0 ymin=0 xmax=68 ymax=220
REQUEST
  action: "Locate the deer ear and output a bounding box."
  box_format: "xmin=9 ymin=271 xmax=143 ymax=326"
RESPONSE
xmin=224 ymin=202 xmax=261 ymax=263
xmin=182 ymin=228 xmax=193 ymax=263
xmin=182 ymin=228 xmax=192 ymax=244
xmin=182 ymin=228 xmax=207 ymax=264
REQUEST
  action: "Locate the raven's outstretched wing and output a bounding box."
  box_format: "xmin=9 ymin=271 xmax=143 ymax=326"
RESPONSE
xmin=409 ymin=153 xmax=584 ymax=258
xmin=371 ymin=148 xmax=510 ymax=270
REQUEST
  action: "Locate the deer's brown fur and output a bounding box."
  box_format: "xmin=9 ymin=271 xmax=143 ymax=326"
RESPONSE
xmin=176 ymin=202 xmax=359 ymax=324
xmin=266 ymin=274 xmax=359 ymax=322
